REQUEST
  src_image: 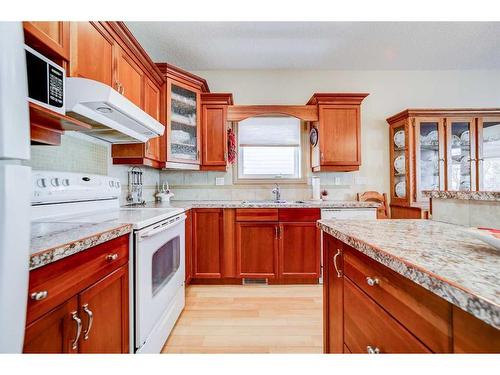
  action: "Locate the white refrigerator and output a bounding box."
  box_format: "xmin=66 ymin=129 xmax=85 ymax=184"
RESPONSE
xmin=0 ymin=22 xmax=31 ymax=353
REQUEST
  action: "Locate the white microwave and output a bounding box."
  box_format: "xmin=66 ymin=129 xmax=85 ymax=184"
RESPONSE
xmin=25 ymin=45 xmax=65 ymax=115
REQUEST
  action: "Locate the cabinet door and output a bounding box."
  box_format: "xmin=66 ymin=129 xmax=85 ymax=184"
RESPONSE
xmin=319 ymin=105 xmax=361 ymax=167
xmin=414 ymin=118 xmax=445 ymax=201
xmin=78 ymin=265 xmax=129 ymax=354
xmin=202 ymin=104 xmax=227 ymax=167
xmin=477 ymin=118 xmax=500 ymax=191
xmin=23 ymin=296 xmax=79 ymax=353
xmin=446 ymin=118 xmax=476 ymax=191
xmin=344 ymin=278 xmax=430 ymax=353
xmin=236 ymin=222 xmax=279 ymax=278
xmin=323 ymin=235 xmax=344 ymax=354
xmin=70 ymin=22 xmax=114 ymax=86
xmin=389 ymin=120 xmax=411 ymax=206
xmin=167 ymin=80 xmax=201 ymax=164
xmin=193 ymin=209 xmax=223 ymax=278
xmin=185 ymin=210 xmax=193 ymax=284
xmin=279 ymin=222 xmax=320 ymax=278
xmin=115 ymin=46 xmax=144 ymax=108
xmin=144 ymin=77 xmax=162 ymax=161
xmin=23 ymin=22 xmax=70 ymax=61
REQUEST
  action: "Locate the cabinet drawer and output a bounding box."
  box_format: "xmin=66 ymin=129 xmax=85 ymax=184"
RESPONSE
xmin=236 ymin=208 xmax=278 ymax=222
xmin=278 ymin=208 xmax=320 ymax=222
xmin=343 ymin=246 xmax=451 ymax=352
xmin=344 ymin=278 xmax=430 ymax=353
xmin=27 ymin=235 xmax=129 ymax=324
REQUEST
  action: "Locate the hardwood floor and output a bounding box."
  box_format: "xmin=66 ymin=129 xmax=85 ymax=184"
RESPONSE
xmin=161 ymin=284 xmax=323 ymax=353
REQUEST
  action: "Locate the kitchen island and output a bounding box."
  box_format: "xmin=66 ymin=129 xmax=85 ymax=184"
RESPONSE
xmin=319 ymin=219 xmax=500 ymax=353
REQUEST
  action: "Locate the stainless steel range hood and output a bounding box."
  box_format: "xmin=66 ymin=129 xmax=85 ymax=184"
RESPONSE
xmin=65 ymin=77 xmax=164 ymax=143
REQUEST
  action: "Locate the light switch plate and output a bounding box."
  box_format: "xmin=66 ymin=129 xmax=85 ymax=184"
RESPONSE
xmin=215 ymin=177 xmax=225 ymax=186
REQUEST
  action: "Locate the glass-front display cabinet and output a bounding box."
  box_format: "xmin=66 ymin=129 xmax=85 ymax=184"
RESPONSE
xmin=478 ymin=118 xmax=500 ymax=191
xmin=387 ymin=109 xmax=500 ymax=218
xmin=158 ymin=63 xmax=209 ymax=170
xmin=166 ymin=80 xmax=201 ymax=167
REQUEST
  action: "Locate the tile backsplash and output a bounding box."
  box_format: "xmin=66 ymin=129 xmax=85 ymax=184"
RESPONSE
xmin=160 ymin=167 xmax=376 ymax=201
xmin=29 ymin=132 xmax=160 ymax=204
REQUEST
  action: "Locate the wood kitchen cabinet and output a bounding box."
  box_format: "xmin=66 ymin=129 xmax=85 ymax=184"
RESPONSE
xmin=78 ymin=266 xmax=129 ymax=353
xmin=23 ymin=297 xmax=79 ymax=353
xmin=23 ymin=21 xmax=70 ymax=63
xmin=192 ymin=209 xmax=224 ymax=278
xmin=386 ymin=109 xmax=500 ymax=218
xmin=157 ymin=63 xmax=210 ymax=170
xmin=24 ymin=235 xmax=130 ymax=354
xmin=115 ymin=45 xmax=144 ymax=107
xmin=323 ymin=232 xmax=500 ymax=354
xmin=236 ymin=222 xmax=279 ymax=278
xmin=200 ymin=93 xmax=233 ymax=171
xmin=308 ymin=93 xmax=369 ymax=172
xmin=323 ymin=234 xmax=344 ymax=354
xmin=69 ymin=22 xmax=115 ymax=86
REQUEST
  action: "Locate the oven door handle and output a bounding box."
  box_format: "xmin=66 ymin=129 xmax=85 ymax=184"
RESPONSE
xmin=138 ymin=214 xmax=186 ymax=240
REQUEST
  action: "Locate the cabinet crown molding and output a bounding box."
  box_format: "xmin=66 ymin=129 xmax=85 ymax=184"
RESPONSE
xmin=201 ymin=92 xmax=234 ymax=105
xmin=307 ymin=93 xmax=369 ymax=105
xmin=156 ymin=63 xmax=210 ymax=92
xmin=387 ymin=108 xmax=500 ymax=124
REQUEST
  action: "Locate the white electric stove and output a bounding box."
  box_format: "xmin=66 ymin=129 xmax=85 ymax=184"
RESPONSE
xmin=31 ymin=171 xmax=187 ymax=354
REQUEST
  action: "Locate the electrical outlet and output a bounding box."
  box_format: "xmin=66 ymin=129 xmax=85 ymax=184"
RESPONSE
xmin=215 ymin=177 xmax=225 ymax=186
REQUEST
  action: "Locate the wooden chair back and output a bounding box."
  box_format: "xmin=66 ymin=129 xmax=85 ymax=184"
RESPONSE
xmin=357 ymin=191 xmax=389 ymax=219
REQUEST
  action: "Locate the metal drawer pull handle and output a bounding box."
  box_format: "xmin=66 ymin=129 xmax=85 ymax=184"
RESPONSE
xmin=106 ymin=253 xmax=118 ymax=262
xmin=333 ymin=249 xmax=342 ymax=278
xmin=30 ymin=291 xmax=48 ymax=301
xmin=366 ymin=277 xmax=379 ymax=286
xmin=71 ymin=312 xmax=82 ymax=350
xmin=367 ymin=345 xmax=380 ymax=354
xmin=82 ymin=304 xmax=94 ymax=340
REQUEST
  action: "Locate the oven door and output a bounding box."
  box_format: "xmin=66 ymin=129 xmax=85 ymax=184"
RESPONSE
xmin=135 ymin=214 xmax=186 ymax=348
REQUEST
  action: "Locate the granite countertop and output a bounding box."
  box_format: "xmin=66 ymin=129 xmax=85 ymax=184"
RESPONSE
xmin=133 ymin=200 xmax=379 ymax=209
xmin=318 ymin=219 xmax=500 ymax=329
xmin=30 ymin=221 xmax=132 ymax=270
xmin=423 ymin=190 xmax=500 ymax=201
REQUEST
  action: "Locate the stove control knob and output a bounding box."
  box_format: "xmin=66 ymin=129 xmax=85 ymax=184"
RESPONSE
xmin=51 ymin=178 xmax=60 ymax=187
xmin=116 ymin=181 xmax=120 ymax=188
xmin=36 ymin=178 xmax=47 ymax=188
xmin=109 ymin=180 xmax=115 ymax=187
xmin=62 ymin=179 xmax=70 ymax=186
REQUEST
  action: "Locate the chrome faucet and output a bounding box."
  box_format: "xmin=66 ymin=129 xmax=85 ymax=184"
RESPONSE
xmin=272 ymin=183 xmax=281 ymax=202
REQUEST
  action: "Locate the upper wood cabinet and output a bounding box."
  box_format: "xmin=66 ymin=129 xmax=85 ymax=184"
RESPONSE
xmin=308 ymin=93 xmax=369 ymax=172
xmin=69 ymin=22 xmax=115 ymax=86
xmin=386 ymin=109 xmax=500 ymax=218
xmin=157 ymin=64 xmax=210 ymax=170
xmin=201 ymin=93 xmax=233 ymax=171
xmin=115 ymin=45 xmax=144 ymax=107
xmin=23 ymin=22 xmax=70 ymax=63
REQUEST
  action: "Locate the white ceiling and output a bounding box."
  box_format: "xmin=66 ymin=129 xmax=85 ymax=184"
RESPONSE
xmin=126 ymin=22 xmax=500 ymax=70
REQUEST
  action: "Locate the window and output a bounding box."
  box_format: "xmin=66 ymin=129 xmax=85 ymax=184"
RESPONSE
xmin=237 ymin=116 xmax=302 ymax=181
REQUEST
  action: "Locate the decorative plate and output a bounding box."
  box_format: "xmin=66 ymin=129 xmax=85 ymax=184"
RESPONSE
xmin=395 ymin=181 xmax=406 ymax=198
xmin=460 ymin=130 xmax=470 ymax=143
xmin=394 ymin=154 xmax=406 ymax=174
xmin=309 ymin=127 xmax=319 ymax=147
xmin=394 ymin=130 xmax=405 ymax=148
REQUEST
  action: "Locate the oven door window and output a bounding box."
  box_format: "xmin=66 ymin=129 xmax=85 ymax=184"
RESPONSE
xmin=151 ymin=236 xmax=180 ymax=296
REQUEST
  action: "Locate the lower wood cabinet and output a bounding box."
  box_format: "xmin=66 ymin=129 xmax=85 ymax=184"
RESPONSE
xmin=323 ymin=232 xmax=500 ymax=354
xmin=190 ymin=208 xmax=320 ymax=284
xmin=236 ymin=222 xmax=279 ymax=278
xmin=24 ymin=297 xmax=79 ymax=353
xmin=23 ymin=235 xmax=130 ymax=354
xmin=192 ymin=209 xmax=224 ymax=278
xmin=279 ymin=222 xmax=320 ymax=279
